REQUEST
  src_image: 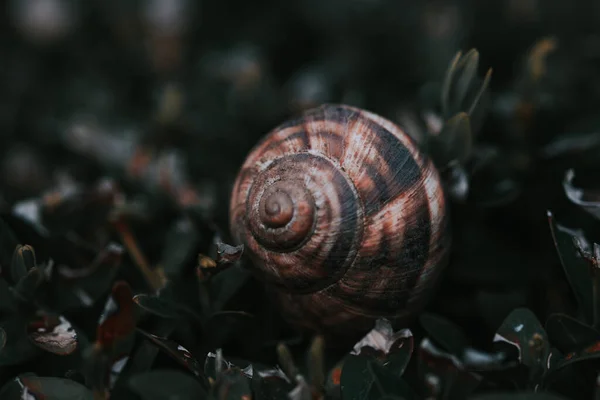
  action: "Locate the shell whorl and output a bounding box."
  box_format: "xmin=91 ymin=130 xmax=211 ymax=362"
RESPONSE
xmin=229 ymin=104 xmax=450 ymax=329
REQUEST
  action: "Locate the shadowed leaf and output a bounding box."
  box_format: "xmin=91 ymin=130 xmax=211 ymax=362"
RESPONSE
xmin=0 ymin=375 xmax=94 ymax=399
xmin=129 ymin=369 xmax=206 ymax=400
xmin=563 ymin=169 xmax=600 ymax=220
xmin=493 ymin=308 xmax=549 ymax=371
xmin=137 ymin=328 xmax=205 ymax=379
xmin=547 ymin=211 xmax=593 ymax=324
xmin=545 ymin=313 xmax=599 ymax=353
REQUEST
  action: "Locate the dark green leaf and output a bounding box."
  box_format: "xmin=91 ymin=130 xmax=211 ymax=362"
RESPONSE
xmin=13 ymin=266 xmax=44 ymax=302
xmin=433 ymin=112 xmax=472 ymax=166
xmin=10 ymin=244 xmax=36 ymax=283
xmin=137 ymin=328 xmax=205 ymax=379
xmin=340 ymin=355 xmax=417 ymax=400
xmin=205 ymin=311 xmax=257 ymax=349
xmin=469 ymin=392 xmax=570 ymax=399
xmin=547 ymin=211 xmax=594 ymax=324
xmin=0 ymin=217 xmax=20 ymax=275
xmin=493 ymin=308 xmax=550 ymax=370
xmin=161 ymin=217 xmax=200 ymax=279
xmin=367 ymin=360 xmax=417 ymax=400
xmin=129 ymin=369 xmax=206 ymax=400
xmin=417 ymin=338 xmax=481 ymax=399
xmin=0 ymin=327 xmax=6 ymax=350
xmin=420 ymin=312 xmax=469 ymax=356
xmin=208 ymin=267 xmax=251 ymax=313
xmin=545 ymin=313 xmax=599 ymax=353
xmin=553 ymin=340 xmax=600 ymax=370
xmin=0 ymin=376 xmax=94 ymax=399
xmin=209 ymin=367 xmax=252 ymax=400
xmin=563 ymin=169 xmax=600 ymax=220
xmin=0 ymin=318 xmax=39 ymax=366
xmin=133 ymin=293 xmax=192 ymax=319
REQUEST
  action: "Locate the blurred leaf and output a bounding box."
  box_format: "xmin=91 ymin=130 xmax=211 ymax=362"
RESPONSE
xmin=0 ymin=318 xmax=38 ymax=366
xmin=563 ymin=169 xmax=600 ymax=220
xmin=96 ymin=280 xmax=137 ymax=352
xmin=209 ymin=367 xmax=253 ymax=400
xmin=0 ymin=217 xmax=20 ymax=273
xmin=417 ymin=338 xmax=481 ymax=399
xmin=10 ymin=244 xmax=36 ymax=283
xmin=206 ymin=311 xmax=257 ymax=349
xmin=545 ymin=313 xmax=599 ymax=353
xmin=13 ymin=266 xmax=44 ymax=302
xmin=0 ymin=375 xmax=93 ymax=399
xmin=51 ymin=242 xmax=124 ymax=311
xmin=420 ymin=313 xmax=468 ymax=356
xmin=161 ymin=217 xmax=200 ymax=279
xmin=133 ymin=293 xmax=192 ymax=319
xmin=469 ymin=392 xmax=570 ymax=399
xmin=27 ymin=312 xmax=78 ymax=355
xmin=547 ymin=211 xmax=593 ymax=324
xmin=433 ymin=112 xmax=472 ymax=165
xmin=0 ymin=327 xmax=6 ymax=350
xmin=129 ymin=369 xmax=206 ymax=400
xmin=207 ymin=266 xmax=251 ymax=313
xmin=553 ymin=340 xmax=600 ymax=371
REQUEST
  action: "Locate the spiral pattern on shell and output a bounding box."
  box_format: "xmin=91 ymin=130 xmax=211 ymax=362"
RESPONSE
xmin=229 ymin=104 xmax=451 ymax=336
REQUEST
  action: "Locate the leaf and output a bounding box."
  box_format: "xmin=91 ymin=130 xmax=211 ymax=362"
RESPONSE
xmin=205 ymin=311 xmax=258 ymax=349
xmin=340 ymin=354 xmax=417 ymax=400
xmin=0 ymin=217 xmax=20 ymax=274
xmin=0 ymin=376 xmax=94 ymax=399
xmin=27 ymin=313 xmax=78 ymax=355
xmin=563 ymin=169 xmax=600 ymax=220
xmin=351 ymin=319 xmax=414 ymax=377
xmin=96 ymin=281 xmax=137 ymax=352
xmin=547 ymin=211 xmax=593 ymax=324
xmin=13 ymin=266 xmax=44 ymax=302
xmin=493 ymin=308 xmax=550 ymax=371
xmin=10 ymin=244 xmax=36 ymax=283
xmin=129 ymin=369 xmax=206 ymax=400
xmin=469 ymin=392 xmax=570 ymax=399
xmin=137 ymin=329 xmax=205 ymax=379
xmin=0 ymin=318 xmax=39 ymax=366
xmin=210 ymin=367 xmax=253 ymax=400
xmin=206 ymin=266 xmax=251 ymax=313
xmin=432 ymin=112 xmax=472 ymax=166
xmin=545 ymin=313 xmax=599 ymax=353
xmin=420 ymin=313 xmax=469 ymax=356
xmin=417 ymin=338 xmax=481 ymax=399
xmin=133 ymin=293 xmax=192 ymax=319
xmin=553 ymin=340 xmax=600 ymax=371
xmin=161 ymin=217 xmax=200 ymax=279
xmin=51 ymin=242 xmax=124 ymax=311
xmin=215 ymin=241 xmax=244 ymax=264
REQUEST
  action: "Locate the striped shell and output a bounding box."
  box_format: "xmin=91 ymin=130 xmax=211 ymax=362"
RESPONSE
xmin=229 ymin=104 xmax=451 ymax=338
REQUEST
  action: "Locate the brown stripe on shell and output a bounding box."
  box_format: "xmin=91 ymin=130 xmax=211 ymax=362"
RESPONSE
xmin=229 ymin=126 xmax=311 ymax=237
xmin=292 ymin=104 xmax=424 ymax=216
xmin=323 ymin=180 xmax=432 ymax=317
xmin=233 ymin=152 xmax=365 ymax=294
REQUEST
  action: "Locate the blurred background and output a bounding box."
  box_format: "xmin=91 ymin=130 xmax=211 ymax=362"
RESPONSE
xmin=2 ymin=0 xmax=600 ymax=350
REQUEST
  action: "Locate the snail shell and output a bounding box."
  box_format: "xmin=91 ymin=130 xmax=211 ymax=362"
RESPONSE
xmin=229 ymin=104 xmax=451 ymax=339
